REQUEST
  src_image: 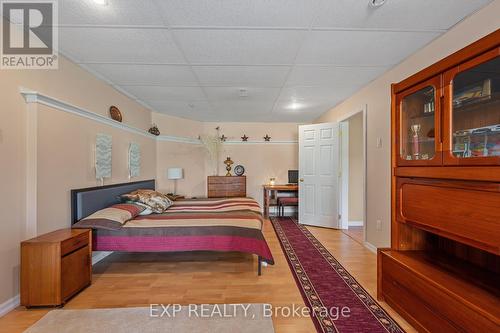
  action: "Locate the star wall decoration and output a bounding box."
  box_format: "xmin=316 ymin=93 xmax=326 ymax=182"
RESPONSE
xmin=241 ymin=134 xmax=249 ymax=142
xmin=263 ymin=134 xmax=271 ymax=142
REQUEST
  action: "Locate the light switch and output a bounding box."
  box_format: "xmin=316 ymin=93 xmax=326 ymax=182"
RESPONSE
xmin=376 ymin=137 xmax=382 ymax=148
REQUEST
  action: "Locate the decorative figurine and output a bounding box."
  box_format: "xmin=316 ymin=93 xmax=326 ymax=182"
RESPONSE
xmin=220 ymin=134 xmax=227 ymax=142
xmin=263 ymin=134 xmax=271 ymax=142
xmin=148 ymin=124 xmax=160 ymax=136
xmin=224 ymin=157 xmax=234 ymax=176
xmin=411 ymin=124 xmax=421 ymax=160
xmin=269 ymin=177 xmax=276 ymax=186
xmin=241 ymin=134 xmax=249 ymax=142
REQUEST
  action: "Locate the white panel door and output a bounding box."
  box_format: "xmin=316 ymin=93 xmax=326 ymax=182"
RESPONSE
xmin=298 ymin=123 xmax=339 ymax=228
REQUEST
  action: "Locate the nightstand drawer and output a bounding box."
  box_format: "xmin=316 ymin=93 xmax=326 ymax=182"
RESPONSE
xmin=61 ymin=231 xmax=89 ymax=256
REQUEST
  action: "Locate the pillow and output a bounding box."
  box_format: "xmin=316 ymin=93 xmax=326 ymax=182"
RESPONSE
xmin=73 ymin=203 xmax=145 ymax=230
xmin=127 ymin=201 xmax=153 ymax=216
xmin=120 ymin=189 xmax=173 ymax=213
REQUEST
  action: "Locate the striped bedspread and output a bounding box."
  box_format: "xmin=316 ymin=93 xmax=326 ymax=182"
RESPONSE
xmin=89 ymin=197 xmax=274 ymax=264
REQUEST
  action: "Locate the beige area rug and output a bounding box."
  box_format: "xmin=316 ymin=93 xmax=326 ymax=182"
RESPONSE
xmin=25 ymin=304 xmax=274 ymax=333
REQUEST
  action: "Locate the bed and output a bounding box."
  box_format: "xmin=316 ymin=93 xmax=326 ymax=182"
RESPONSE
xmin=71 ymin=180 xmax=274 ymax=275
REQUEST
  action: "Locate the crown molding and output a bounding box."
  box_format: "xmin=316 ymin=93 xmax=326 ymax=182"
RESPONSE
xmin=20 ymin=88 xmax=158 ymax=139
xmin=223 ymin=140 xmax=297 ymax=145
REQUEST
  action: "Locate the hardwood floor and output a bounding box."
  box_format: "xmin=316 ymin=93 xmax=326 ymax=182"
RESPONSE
xmin=0 ymin=220 xmax=415 ymax=333
xmin=342 ymin=226 xmax=364 ymax=244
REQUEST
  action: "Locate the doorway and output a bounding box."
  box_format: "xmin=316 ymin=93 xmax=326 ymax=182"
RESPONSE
xmin=339 ymin=107 xmax=366 ymax=244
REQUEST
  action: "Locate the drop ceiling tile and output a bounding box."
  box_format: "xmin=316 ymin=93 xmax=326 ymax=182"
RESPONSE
xmin=211 ymin=100 xmax=275 ymax=114
xmin=193 ymin=66 xmax=290 ymax=87
xmin=173 ymin=29 xmax=305 ymax=64
xmin=272 ymin=101 xmax=337 ymax=122
xmin=85 ymin=64 xmax=198 ymax=85
xmin=156 ymin=0 xmax=318 ymax=27
xmin=296 ymin=30 xmax=441 ymax=66
xmin=60 ymin=0 xmax=165 ymax=26
xmin=278 ymin=86 xmax=351 ymax=105
xmin=203 ymin=87 xmax=281 ymax=103
xmin=148 ymin=100 xmax=213 ymax=116
xmin=286 ymin=65 xmax=387 ymax=87
xmin=263 ymin=112 xmax=322 ymax=123
xmin=120 ymin=86 xmax=206 ymax=101
xmin=314 ymin=0 xmax=492 ymax=30
xmin=60 ymin=27 xmax=185 ymax=63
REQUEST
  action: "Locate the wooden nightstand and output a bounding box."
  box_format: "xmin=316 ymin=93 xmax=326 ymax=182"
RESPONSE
xmin=21 ymin=229 xmax=92 ymax=308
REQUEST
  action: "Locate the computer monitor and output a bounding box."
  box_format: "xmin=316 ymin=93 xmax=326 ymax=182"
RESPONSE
xmin=288 ymin=170 xmax=298 ymax=184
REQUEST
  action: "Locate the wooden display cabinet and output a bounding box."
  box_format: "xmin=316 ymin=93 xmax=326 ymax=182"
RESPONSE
xmin=443 ymin=47 xmax=500 ymax=166
xmin=381 ymin=29 xmax=500 ymax=332
xmin=396 ymin=76 xmax=443 ymax=166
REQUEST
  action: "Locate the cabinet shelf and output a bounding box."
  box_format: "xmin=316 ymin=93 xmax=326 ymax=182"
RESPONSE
xmin=409 ymin=112 xmax=435 ymax=120
xmin=381 ymin=250 xmax=499 ymax=329
xmin=453 ymin=93 xmax=500 ymax=113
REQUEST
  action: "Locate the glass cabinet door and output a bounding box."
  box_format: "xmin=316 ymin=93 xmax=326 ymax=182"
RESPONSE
xmin=397 ymin=76 xmax=442 ymax=166
xmin=444 ymin=48 xmax=500 ymax=165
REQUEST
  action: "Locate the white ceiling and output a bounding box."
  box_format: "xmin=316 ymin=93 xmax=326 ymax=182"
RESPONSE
xmin=58 ymin=0 xmax=492 ymax=122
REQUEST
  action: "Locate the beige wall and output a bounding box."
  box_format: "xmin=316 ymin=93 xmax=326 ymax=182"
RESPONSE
xmin=315 ymin=1 xmax=500 ymax=247
xmin=156 ymin=141 xmax=207 ymax=197
xmin=36 ymin=105 xmax=157 ymax=234
xmin=153 ymin=120 xmax=300 ymax=207
xmin=346 ymin=112 xmax=364 ymax=223
xmin=152 ymin=113 xmax=206 ymax=197
xmin=205 ymin=122 xmax=299 ymax=207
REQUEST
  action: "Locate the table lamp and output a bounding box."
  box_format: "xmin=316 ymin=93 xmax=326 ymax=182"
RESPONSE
xmin=167 ymin=167 xmax=183 ymax=195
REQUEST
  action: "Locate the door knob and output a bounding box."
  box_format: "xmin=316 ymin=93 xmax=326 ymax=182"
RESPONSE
xmin=299 ymin=178 xmax=304 ymax=182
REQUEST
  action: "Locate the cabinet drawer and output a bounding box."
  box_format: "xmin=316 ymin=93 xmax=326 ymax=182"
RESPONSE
xmin=382 ymin=271 xmax=457 ymax=332
xmin=61 ymin=245 xmax=91 ymax=300
xmin=208 ymin=176 xmax=245 ymax=184
xmin=61 ymin=231 xmax=89 ymax=256
xmin=396 ymin=178 xmax=500 ymax=254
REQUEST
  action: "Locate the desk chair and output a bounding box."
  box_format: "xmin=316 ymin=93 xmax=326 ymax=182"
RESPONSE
xmin=277 ymin=197 xmax=299 ymax=216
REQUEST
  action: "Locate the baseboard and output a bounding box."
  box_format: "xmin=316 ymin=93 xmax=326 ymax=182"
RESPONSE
xmin=0 ymin=294 xmax=20 ymax=318
xmin=92 ymin=251 xmax=113 ymax=265
xmin=348 ymin=220 xmax=364 ymax=227
xmin=363 ymin=241 xmax=377 ymax=254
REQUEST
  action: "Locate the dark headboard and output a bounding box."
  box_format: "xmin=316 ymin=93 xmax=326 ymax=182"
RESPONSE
xmin=71 ymin=179 xmax=155 ymax=224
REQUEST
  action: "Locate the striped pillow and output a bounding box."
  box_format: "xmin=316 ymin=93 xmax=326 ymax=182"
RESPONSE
xmin=73 ymin=203 xmax=145 ymax=230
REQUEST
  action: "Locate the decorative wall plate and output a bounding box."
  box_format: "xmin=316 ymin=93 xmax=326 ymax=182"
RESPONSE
xmin=234 ymin=164 xmax=245 ymax=176
xmin=109 ymin=106 xmax=122 ymax=122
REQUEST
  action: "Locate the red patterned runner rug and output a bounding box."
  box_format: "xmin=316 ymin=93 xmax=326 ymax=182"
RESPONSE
xmin=271 ymin=217 xmax=404 ymax=333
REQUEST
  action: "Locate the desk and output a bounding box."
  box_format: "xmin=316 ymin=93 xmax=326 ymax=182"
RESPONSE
xmin=262 ymin=184 xmax=299 ymax=218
